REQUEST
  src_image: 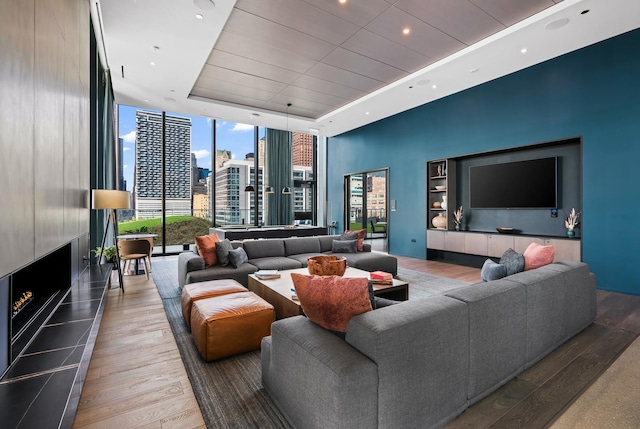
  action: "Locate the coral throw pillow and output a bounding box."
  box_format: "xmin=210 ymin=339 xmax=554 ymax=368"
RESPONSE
xmin=345 ymin=229 xmax=366 ymax=251
xmin=195 ymin=233 xmax=220 ymax=267
xmin=523 ymin=242 xmax=555 ymax=271
xmin=291 ymin=273 xmax=373 ymax=333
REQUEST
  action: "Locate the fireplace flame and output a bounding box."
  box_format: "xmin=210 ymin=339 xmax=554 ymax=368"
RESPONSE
xmin=13 ymin=291 xmax=33 ymax=316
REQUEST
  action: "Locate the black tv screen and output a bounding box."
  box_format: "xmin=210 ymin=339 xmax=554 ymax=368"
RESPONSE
xmin=470 ymin=157 xmax=557 ymax=209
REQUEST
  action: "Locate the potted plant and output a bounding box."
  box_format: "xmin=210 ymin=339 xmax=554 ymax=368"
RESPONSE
xmin=452 ymin=206 xmax=464 ymax=231
xmin=565 ymin=208 xmax=580 ymax=238
xmin=91 ymin=246 xmax=117 ymax=265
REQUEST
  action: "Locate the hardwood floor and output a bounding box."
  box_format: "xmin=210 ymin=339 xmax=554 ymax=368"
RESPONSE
xmin=73 ymin=273 xmax=206 ymax=429
xmin=74 ymin=256 xmax=640 ymax=428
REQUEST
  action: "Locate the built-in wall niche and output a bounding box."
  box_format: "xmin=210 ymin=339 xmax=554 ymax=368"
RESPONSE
xmin=455 ymin=137 xmax=581 ymax=238
xmin=11 ymin=244 xmax=71 ymax=353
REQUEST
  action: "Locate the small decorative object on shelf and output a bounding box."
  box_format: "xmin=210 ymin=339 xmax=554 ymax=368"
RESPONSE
xmin=453 ymin=206 xmax=463 ymax=231
xmin=432 ymin=201 xmax=441 ymax=208
xmin=432 ymin=213 xmax=447 ymax=229
xmin=565 ymin=207 xmax=580 ymax=238
xmin=437 ymin=165 xmax=442 ymax=176
xmin=441 ymin=195 xmax=447 ymax=210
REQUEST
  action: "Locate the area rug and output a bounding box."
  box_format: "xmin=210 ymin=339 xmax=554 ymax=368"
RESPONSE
xmin=151 ymin=258 xmax=469 ymax=428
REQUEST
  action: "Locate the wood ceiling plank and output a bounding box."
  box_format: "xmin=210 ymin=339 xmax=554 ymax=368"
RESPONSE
xmin=470 ymin=0 xmax=556 ymax=27
xmin=366 ymin=6 xmax=466 ymax=61
xmin=395 ymin=0 xmax=504 ymax=45
xmin=305 ymin=62 xmax=385 ymax=93
xmin=342 ymin=29 xmax=430 ymax=73
xmin=198 ymin=65 xmax=288 ymax=93
xmin=206 ymin=50 xmax=301 ymax=85
xmin=224 ymin=9 xmax=335 ymax=61
xmin=322 ymin=47 xmax=407 ymax=84
xmin=191 ymin=86 xmax=271 ymax=107
xmin=297 ymin=0 xmax=392 ymax=28
xmin=214 ymin=31 xmax=316 ymax=74
xmin=291 ymin=74 xmax=367 ymax=100
xmin=234 ymin=0 xmax=360 ymax=46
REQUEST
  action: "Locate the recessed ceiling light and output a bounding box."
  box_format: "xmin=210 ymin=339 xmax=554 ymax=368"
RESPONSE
xmin=365 ymin=112 xmax=370 ymax=115
xmin=153 ymin=45 xmax=160 ymax=51
xmin=581 ymin=9 xmax=589 ymax=15
xmin=195 ymin=14 xmax=204 ymax=19
xmin=150 ymin=61 xmax=156 ymax=66
xmin=144 ymin=99 xmax=149 ymax=103
xmin=470 ymin=68 xmax=479 ymax=73
xmin=164 ymin=97 xmax=176 ymax=102
xmin=416 ymin=79 xmax=430 ymax=86
xmin=432 ymin=84 xmax=437 ymax=89
xmin=545 ymin=18 xmax=569 ymax=30
xmin=520 ymin=48 xmax=528 ymax=54
xmin=193 ymin=0 xmax=215 ymax=11
xmin=402 ymin=27 xmax=410 ymax=35
xmin=339 ymin=0 xmax=347 ymax=4
xmin=250 ymin=113 xmax=260 ymax=119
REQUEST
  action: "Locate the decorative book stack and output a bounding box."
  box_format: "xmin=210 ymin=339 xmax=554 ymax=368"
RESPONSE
xmin=369 ymin=270 xmax=393 ymax=285
xmin=254 ymin=270 xmax=281 ymax=280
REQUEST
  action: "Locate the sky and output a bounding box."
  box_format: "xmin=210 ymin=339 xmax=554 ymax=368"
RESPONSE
xmin=118 ymin=104 xmax=263 ymax=192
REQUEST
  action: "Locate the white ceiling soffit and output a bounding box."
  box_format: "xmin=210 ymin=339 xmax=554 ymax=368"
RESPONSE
xmin=96 ymin=0 xmax=640 ymax=138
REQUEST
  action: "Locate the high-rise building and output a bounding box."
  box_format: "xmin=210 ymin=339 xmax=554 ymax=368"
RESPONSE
xmin=135 ymin=110 xmax=192 ymax=219
xmin=214 ymin=159 xmax=263 ymax=225
xmin=292 ymin=132 xmax=313 ymax=167
xmin=216 ymin=149 xmax=232 ymax=168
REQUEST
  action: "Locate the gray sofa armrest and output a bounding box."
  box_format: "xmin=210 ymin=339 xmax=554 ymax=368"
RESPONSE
xmin=177 ymin=251 xmax=205 ymax=288
xmin=262 ymin=316 xmax=378 ymax=429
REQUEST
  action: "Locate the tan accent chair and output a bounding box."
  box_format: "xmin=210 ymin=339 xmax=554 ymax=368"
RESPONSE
xmin=118 ymin=239 xmax=152 ymax=280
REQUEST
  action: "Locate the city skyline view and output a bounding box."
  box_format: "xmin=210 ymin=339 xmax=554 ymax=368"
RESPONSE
xmin=118 ymin=104 xmax=263 ymax=193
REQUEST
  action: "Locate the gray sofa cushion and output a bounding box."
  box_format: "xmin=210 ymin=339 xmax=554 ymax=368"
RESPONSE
xmin=287 ymin=253 xmax=325 ymax=266
xmin=336 ymin=252 xmax=398 ymax=276
xmin=243 ymin=239 xmax=285 ymax=259
xmin=185 ymin=263 xmax=257 ymax=287
xmin=248 ymin=256 xmax=303 ymax=271
xmin=318 ymin=235 xmax=341 ymax=252
xmin=347 ymin=297 xmax=469 ymax=429
xmin=178 ymin=251 xmax=205 ymax=287
xmin=262 ymin=317 xmax=378 ymax=429
xmin=283 ymin=237 xmax=321 ymax=256
xmin=446 ymin=279 xmax=526 ymax=404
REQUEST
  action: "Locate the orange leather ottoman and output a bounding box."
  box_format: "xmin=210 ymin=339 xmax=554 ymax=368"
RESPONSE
xmin=181 ymin=279 xmax=247 ymax=330
xmin=190 ymin=292 xmax=275 ymax=362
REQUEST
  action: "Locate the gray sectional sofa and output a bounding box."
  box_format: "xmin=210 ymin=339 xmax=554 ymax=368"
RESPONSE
xmin=261 ymin=261 xmax=597 ymax=429
xmin=178 ymin=235 xmax=398 ymax=288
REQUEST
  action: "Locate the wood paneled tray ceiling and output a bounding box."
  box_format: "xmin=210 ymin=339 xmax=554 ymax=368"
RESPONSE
xmin=95 ymin=0 xmax=640 ymax=136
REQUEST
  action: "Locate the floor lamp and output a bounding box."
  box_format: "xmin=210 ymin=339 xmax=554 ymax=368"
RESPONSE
xmin=92 ymin=189 xmax=131 ymax=292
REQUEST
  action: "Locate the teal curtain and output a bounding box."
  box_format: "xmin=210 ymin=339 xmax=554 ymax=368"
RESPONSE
xmin=265 ymin=129 xmax=293 ymax=225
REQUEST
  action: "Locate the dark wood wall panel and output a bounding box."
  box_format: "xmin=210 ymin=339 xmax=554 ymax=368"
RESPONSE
xmin=0 ymin=0 xmax=90 ymax=275
xmin=0 ymin=0 xmax=36 ymax=277
xmin=35 ymin=0 xmax=66 ymax=258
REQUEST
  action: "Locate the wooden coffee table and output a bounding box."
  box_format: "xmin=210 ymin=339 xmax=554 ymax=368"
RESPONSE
xmin=247 ymin=267 xmax=409 ymax=319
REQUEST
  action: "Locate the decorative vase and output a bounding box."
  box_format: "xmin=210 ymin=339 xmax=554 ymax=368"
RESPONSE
xmin=432 ymin=213 xmax=446 ymax=229
xmin=567 ymin=230 xmax=575 ymax=238
xmin=307 ymin=255 xmax=347 ymax=276
xmin=455 ymin=224 xmax=460 ymax=231
xmin=440 ymin=195 xmax=447 ymax=210
xmin=432 ymin=201 xmax=441 ymax=208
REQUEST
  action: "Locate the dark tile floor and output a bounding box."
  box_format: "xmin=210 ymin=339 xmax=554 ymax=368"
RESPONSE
xmin=0 ymin=265 xmax=112 ymax=429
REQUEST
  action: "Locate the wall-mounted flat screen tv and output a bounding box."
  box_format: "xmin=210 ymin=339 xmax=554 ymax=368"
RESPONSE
xmin=470 ymin=157 xmax=557 ymax=209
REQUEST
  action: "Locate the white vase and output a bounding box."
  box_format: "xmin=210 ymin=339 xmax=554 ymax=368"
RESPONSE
xmin=441 ymin=195 xmax=447 ymax=210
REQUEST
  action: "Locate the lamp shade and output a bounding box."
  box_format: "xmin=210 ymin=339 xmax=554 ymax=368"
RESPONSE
xmin=92 ymin=189 xmax=131 ymax=209
xmin=282 ymin=186 xmax=292 ymax=194
xmin=244 ymin=185 xmax=255 ymax=192
xmin=265 ymin=186 xmax=274 ymax=194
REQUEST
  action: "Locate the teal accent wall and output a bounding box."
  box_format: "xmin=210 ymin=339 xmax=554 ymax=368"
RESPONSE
xmin=327 ymin=29 xmax=640 ymax=295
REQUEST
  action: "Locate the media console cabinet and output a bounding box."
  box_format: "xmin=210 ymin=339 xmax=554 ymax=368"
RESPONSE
xmin=427 ymin=229 xmax=581 ymax=263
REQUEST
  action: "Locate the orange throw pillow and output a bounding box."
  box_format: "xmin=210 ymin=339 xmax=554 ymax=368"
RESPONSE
xmin=345 ymin=229 xmax=366 ymax=252
xmin=292 ymin=273 xmax=372 ymax=333
xmin=523 ymin=242 xmax=555 ymax=270
xmin=194 ymin=233 xmax=220 ymax=267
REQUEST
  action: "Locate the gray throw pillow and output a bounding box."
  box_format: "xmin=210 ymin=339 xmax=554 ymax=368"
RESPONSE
xmin=228 ymin=247 xmax=248 ymax=268
xmin=481 ymin=259 xmax=507 ymax=282
xmin=215 ymin=239 xmax=234 ymax=266
xmin=500 ymin=248 xmax=525 ymax=276
xmin=332 ymin=239 xmax=357 ymax=253
xmin=340 ymin=232 xmax=359 ymax=241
